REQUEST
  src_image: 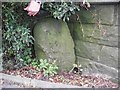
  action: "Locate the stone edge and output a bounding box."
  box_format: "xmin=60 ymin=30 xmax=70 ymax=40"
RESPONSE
xmin=0 ymin=73 xmax=85 ymax=88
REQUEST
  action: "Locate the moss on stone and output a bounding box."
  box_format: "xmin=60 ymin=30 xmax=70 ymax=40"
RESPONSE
xmin=33 ymin=18 xmax=75 ymax=71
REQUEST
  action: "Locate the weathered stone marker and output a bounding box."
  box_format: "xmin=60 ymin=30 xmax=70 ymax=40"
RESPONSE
xmin=33 ymin=18 xmax=75 ymax=71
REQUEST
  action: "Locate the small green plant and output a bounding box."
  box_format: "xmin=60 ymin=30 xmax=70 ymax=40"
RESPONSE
xmin=31 ymin=59 xmax=58 ymax=77
xmin=31 ymin=59 xmax=41 ymax=68
xmin=40 ymin=59 xmax=58 ymax=77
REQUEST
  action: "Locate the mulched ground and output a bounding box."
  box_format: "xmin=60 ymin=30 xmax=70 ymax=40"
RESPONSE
xmin=0 ymin=66 xmax=119 ymax=88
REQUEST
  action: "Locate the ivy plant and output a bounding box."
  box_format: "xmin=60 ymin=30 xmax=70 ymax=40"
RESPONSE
xmin=42 ymin=2 xmax=80 ymax=21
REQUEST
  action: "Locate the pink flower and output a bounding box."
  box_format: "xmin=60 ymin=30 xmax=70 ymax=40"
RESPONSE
xmin=24 ymin=0 xmax=41 ymax=16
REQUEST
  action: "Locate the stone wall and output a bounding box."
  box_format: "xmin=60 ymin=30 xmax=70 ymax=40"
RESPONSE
xmin=33 ymin=3 xmax=119 ymax=80
xmin=67 ymin=3 xmax=119 ymax=80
